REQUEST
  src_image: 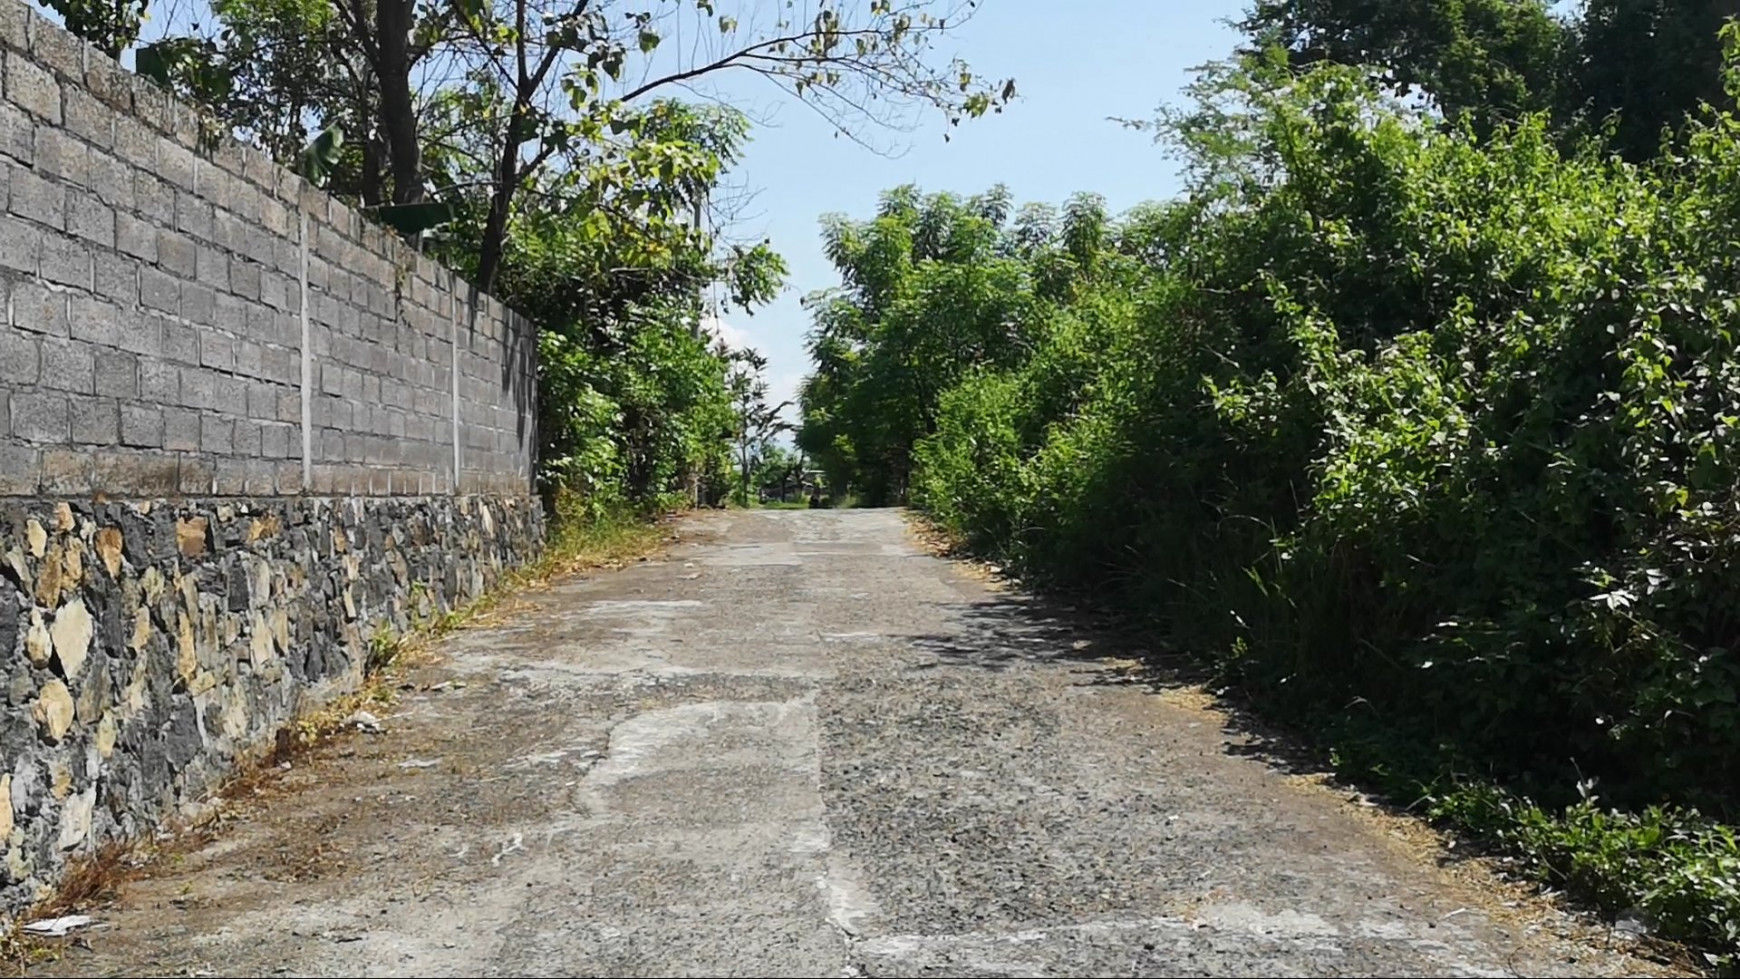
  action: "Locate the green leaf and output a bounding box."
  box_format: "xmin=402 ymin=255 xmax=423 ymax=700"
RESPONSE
xmin=294 ymin=125 xmax=345 ymax=187
xmin=376 ymin=201 xmax=459 ymax=235
xmin=639 ymin=29 xmax=660 ymax=53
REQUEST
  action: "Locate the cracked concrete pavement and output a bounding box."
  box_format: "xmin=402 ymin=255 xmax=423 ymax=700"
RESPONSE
xmin=39 ymin=509 xmax=1680 ymax=977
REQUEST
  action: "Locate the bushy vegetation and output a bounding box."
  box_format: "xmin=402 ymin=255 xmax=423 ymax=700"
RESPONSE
xmin=801 ymin=32 xmax=1740 ymax=962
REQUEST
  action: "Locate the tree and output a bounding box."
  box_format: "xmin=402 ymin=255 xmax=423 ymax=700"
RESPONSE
xmin=727 ymin=348 xmax=791 ymax=506
xmin=1237 ymin=0 xmax=1569 ymax=134
xmin=44 ymin=0 xmax=146 ymax=56
xmin=798 ymin=184 xmax=1042 ymax=503
xmin=1571 ymin=0 xmax=1740 ymax=160
xmin=318 ymin=0 xmax=1012 ymax=290
xmin=1237 ymin=0 xmax=1740 ymax=162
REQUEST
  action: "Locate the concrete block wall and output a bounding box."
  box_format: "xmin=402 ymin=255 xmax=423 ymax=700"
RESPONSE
xmin=0 ymin=0 xmax=538 ymax=498
xmin=0 ymin=0 xmax=545 ymax=912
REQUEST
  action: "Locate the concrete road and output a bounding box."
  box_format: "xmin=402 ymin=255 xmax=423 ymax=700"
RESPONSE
xmin=42 ymin=509 xmax=1673 ymax=978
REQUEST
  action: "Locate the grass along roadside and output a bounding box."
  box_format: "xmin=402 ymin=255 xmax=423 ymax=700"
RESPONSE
xmin=5 ymin=503 xmax=675 ymax=971
xmin=905 ymin=510 xmax=1735 ymax=975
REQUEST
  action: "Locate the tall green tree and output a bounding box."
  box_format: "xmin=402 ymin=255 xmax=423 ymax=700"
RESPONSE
xmin=1236 ymin=0 xmax=1569 ymax=134
xmin=1571 ymin=0 xmax=1740 ymax=159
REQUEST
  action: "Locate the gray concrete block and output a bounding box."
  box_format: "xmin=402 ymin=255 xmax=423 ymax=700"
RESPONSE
xmin=38 ymin=447 xmax=91 ymax=494
xmin=234 ymin=338 xmax=264 ymax=378
xmin=258 ymin=193 xmax=288 ymax=237
xmin=200 ymin=412 xmax=232 ymax=453
xmin=215 ymin=371 xmax=246 ymax=412
xmin=39 ymin=335 xmax=92 ymax=392
xmin=92 ymin=346 xmax=135 ymax=397
xmin=263 ymin=343 xmax=297 ymax=386
xmin=160 ymin=319 xmax=197 ymax=365
xmin=276 ymin=387 xmax=299 ymax=423
xmin=10 ymin=388 xmax=66 ymax=441
xmin=244 ymin=378 xmax=276 ymax=418
xmin=38 ymin=233 xmax=89 ymax=288
xmin=115 ymin=209 xmax=155 ymax=261
xmin=11 ymin=278 xmax=65 ymax=335
xmin=0 ymin=212 xmax=39 ymax=274
xmin=180 ymin=279 xmax=215 ymax=324
xmin=175 ymin=189 xmax=211 ymax=240
xmin=137 ymin=357 xmax=176 ymax=402
xmin=0 ymin=325 xmax=36 ymax=382
xmin=82 ymin=48 xmax=132 ymax=110
xmin=198 ymin=329 xmax=234 ymax=372
xmin=111 ymin=114 xmax=154 ymax=169
xmin=32 ymin=125 xmax=85 ymax=185
xmin=177 ymin=453 xmax=214 ymax=495
xmin=68 ymin=393 xmax=116 ymax=443
xmin=0 ymin=441 xmax=36 ymax=494
xmin=165 ymin=100 xmax=199 ymax=153
xmin=139 ymin=264 xmax=177 ymax=313
xmin=233 ymin=416 xmax=261 ymax=455
xmin=228 ymin=257 xmax=260 ymax=302
xmin=260 ymin=420 xmax=289 ymax=458
xmin=127 ymin=72 xmax=169 ymax=134
xmin=93 ymin=250 xmax=134 ymax=305
xmin=133 ymin=170 xmax=171 ymax=225
xmin=211 ymin=293 xmax=243 ymax=340
xmin=156 ymin=135 xmax=193 ymax=191
xmin=91 ymin=447 xmax=181 ymax=495
xmin=0 ymin=102 xmax=33 ymax=165
xmin=195 ymin=243 xmax=228 ymax=290
xmin=5 ymin=50 xmax=60 ymax=123
xmin=8 ymin=163 xmax=62 ymax=228
xmin=259 ymin=267 xmax=287 ymax=310
xmin=0 ymin=2 xmax=25 ymax=52
xmin=119 ymin=402 xmax=161 ymax=447
xmin=239 ymin=145 xmax=275 ymax=189
xmin=161 ymin=405 xmax=198 ymax=450
xmin=62 ymin=85 xmax=112 ymax=148
xmin=157 ymin=228 xmax=196 ymax=277
xmin=178 ymin=364 xmax=216 ymax=409
xmin=25 ymin=12 xmax=85 ymax=81
xmin=66 ymin=193 xmax=113 ymax=246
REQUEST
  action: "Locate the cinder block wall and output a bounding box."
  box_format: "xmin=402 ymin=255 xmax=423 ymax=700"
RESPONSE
xmin=0 ymin=0 xmax=543 ymax=910
xmin=0 ymin=2 xmax=536 ymax=498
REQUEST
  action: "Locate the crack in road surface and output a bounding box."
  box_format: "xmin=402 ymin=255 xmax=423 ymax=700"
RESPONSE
xmin=40 ymin=510 xmax=1679 ymax=978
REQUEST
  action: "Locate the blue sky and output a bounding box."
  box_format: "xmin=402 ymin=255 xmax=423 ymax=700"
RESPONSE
xmin=694 ymin=0 xmax=1247 ymax=412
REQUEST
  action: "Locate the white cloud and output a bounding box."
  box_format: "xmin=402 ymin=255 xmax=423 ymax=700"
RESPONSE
xmin=698 ymin=315 xmax=750 ymax=351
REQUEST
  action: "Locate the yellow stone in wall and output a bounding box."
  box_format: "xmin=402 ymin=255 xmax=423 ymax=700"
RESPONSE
xmin=33 ymin=682 xmax=75 ymax=743
xmin=61 ymin=541 xmax=82 ymax=584
xmin=176 ymin=612 xmax=197 ymax=684
xmin=25 ymin=520 xmax=46 ymax=558
xmin=130 ymin=606 xmax=151 ymax=651
xmin=49 ymin=597 xmax=92 ymax=680
xmin=24 ymin=610 xmax=50 ymax=667
xmin=95 ymin=527 xmax=123 ymax=578
xmin=95 ymin=713 xmax=116 ymax=758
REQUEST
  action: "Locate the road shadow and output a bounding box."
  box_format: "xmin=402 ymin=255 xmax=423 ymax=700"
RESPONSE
xmin=904 ymin=584 xmax=1338 ymax=781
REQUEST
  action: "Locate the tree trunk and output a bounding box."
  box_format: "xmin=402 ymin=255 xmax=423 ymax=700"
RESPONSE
xmin=475 ymin=109 xmax=526 ymax=293
xmin=376 ymin=0 xmax=422 ymax=205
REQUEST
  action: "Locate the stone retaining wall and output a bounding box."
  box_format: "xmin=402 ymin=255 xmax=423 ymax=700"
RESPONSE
xmin=0 ymin=494 xmax=540 ymax=905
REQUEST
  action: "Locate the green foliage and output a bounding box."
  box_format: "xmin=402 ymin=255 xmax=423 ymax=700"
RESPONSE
xmin=1240 ymin=0 xmax=1740 ymax=163
xmin=806 ymin=38 xmax=1740 ymax=957
xmin=44 ymin=0 xmax=145 ymax=56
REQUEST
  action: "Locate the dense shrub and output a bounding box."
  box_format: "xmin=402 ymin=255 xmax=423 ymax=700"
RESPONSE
xmin=804 ymin=44 xmax=1740 ymax=957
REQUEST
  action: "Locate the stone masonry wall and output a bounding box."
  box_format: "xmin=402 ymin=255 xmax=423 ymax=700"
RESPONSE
xmin=0 ymin=495 xmax=540 ymax=906
xmin=0 ymin=0 xmax=546 ymax=909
